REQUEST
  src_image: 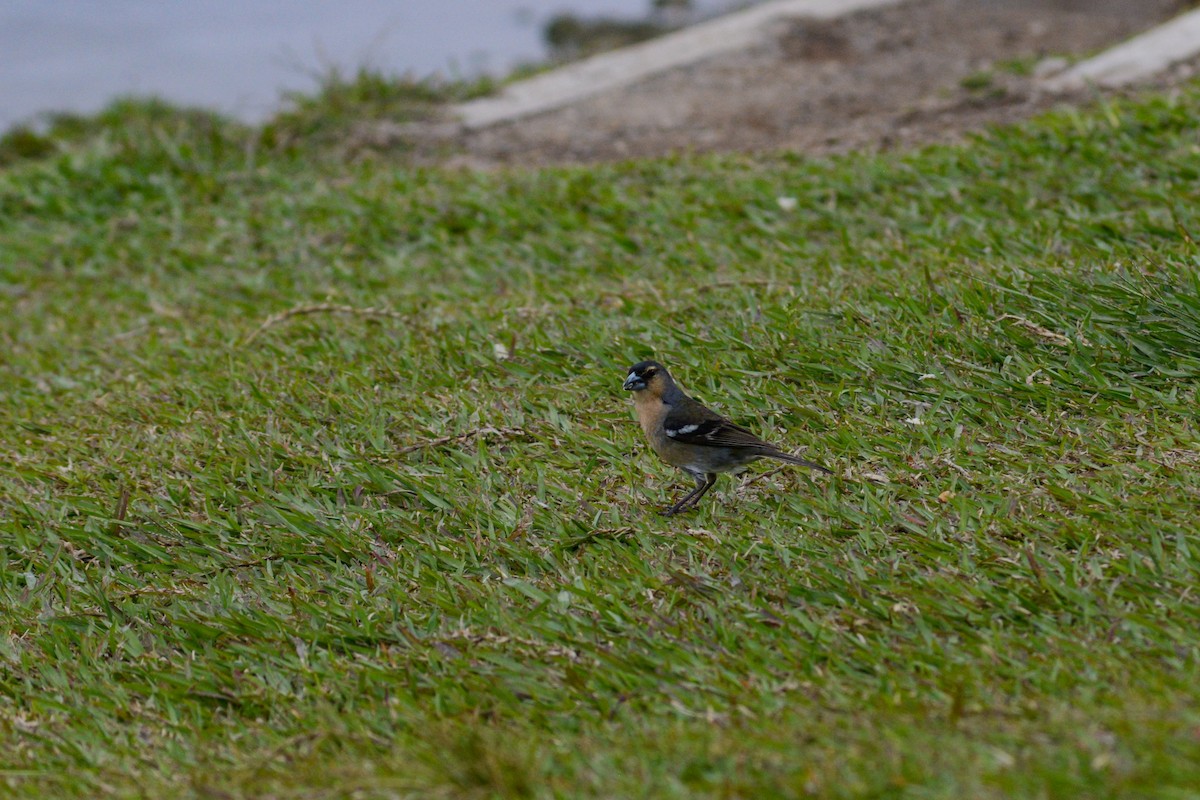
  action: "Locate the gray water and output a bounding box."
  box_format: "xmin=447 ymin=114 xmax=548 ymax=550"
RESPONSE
xmin=1 ymin=0 xmax=665 ymax=129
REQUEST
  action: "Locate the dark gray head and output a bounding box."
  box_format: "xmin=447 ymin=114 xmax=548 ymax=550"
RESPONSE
xmin=622 ymin=360 xmax=670 ymax=392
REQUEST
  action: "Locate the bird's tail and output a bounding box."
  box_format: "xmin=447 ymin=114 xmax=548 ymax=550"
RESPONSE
xmin=766 ymin=450 xmax=833 ymax=474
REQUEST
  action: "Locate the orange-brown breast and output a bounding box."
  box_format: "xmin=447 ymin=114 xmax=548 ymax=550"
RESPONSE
xmin=633 ymin=392 xmax=669 ymax=444
xmin=633 ymin=393 xmax=704 ymax=472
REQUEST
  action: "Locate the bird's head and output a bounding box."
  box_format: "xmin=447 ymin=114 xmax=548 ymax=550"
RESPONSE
xmin=623 ymin=360 xmax=670 ymax=394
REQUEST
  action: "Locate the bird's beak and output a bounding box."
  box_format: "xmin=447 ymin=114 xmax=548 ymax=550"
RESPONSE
xmin=623 ymin=373 xmax=645 ymax=391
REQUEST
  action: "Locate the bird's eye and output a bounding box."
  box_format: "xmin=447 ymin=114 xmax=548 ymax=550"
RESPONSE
xmin=644 ymin=368 xmax=656 ymax=378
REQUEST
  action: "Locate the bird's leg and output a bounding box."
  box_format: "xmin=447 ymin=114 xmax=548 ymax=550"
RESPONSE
xmin=678 ymin=472 xmax=718 ymax=512
xmin=662 ymin=473 xmax=717 ymax=516
xmin=662 ymin=473 xmax=707 ymax=516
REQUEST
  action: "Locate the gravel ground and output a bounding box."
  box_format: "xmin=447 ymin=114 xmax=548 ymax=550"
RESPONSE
xmin=424 ymin=0 xmax=1196 ymax=166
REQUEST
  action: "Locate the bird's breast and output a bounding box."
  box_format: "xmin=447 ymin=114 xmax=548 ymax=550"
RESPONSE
xmin=633 ymin=396 xmax=666 ymax=439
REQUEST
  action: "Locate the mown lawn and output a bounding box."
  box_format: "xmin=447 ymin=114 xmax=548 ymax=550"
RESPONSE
xmin=2 ymin=82 xmax=1200 ymax=798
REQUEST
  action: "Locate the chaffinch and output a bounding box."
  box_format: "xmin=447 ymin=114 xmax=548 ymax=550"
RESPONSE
xmin=622 ymin=360 xmax=830 ymax=515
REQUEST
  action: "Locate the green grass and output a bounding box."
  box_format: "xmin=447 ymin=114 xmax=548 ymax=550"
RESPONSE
xmin=0 ymin=69 xmax=489 ymax=168
xmin=2 ymin=80 xmax=1200 ymax=798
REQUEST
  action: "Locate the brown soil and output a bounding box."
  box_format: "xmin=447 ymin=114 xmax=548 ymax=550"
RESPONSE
xmin=430 ymin=0 xmax=1198 ymax=166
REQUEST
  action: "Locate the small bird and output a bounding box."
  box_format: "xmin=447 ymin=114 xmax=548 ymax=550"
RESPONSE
xmin=622 ymin=360 xmax=831 ymax=515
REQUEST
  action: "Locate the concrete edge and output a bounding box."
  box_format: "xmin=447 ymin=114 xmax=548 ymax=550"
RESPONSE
xmin=1041 ymin=7 xmax=1200 ymax=92
xmin=453 ymin=0 xmax=904 ymax=130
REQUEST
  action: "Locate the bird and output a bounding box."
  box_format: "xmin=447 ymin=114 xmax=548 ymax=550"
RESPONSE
xmin=622 ymin=360 xmax=831 ymax=515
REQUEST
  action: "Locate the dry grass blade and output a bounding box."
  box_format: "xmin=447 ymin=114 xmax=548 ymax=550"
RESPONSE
xmin=243 ymin=303 xmax=409 ymax=344
xmin=736 ymin=465 xmax=788 ymax=493
xmin=394 ymin=426 xmax=526 ymax=456
xmin=690 ymin=278 xmax=781 ymax=293
xmin=995 ymin=314 xmax=1080 ymax=347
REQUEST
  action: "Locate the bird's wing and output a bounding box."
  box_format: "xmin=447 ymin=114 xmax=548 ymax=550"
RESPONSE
xmin=662 ymin=399 xmax=773 ymax=450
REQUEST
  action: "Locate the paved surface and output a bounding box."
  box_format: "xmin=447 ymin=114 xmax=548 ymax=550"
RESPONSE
xmin=455 ymin=0 xmax=904 ymax=129
xmin=1042 ymin=7 xmax=1200 ymax=91
xmin=426 ymin=0 xmax=1194 ymax=166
